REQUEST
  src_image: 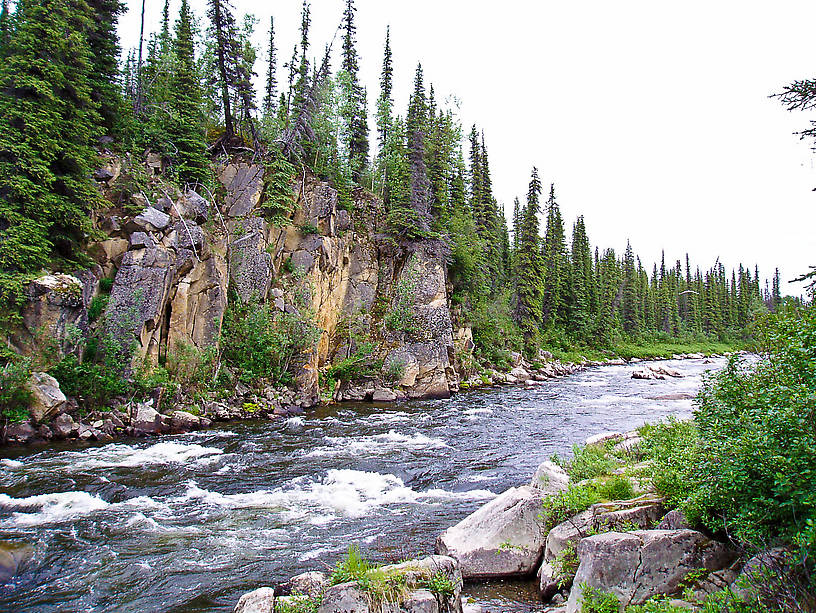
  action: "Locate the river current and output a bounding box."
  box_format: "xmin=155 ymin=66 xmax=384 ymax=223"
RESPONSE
xmin=0 ymin=358 xmax=724 ymax=612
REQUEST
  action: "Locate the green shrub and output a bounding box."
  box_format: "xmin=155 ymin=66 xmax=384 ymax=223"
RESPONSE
xmin=421 ymin=571 xmax=454 ymax=596
xmin=164 ymin=341 xmax=217 ymax=400
xmin=552 ymin=541 xmax=579 ymax=588
xmin=221 ymin=289 xmax=321 ymax=387
xmin=330 ymin=545 xmax=374 ymax=586
xmin=597 ymin=475 xmax=636 ymax=502
xmin=541 ymin=483 xmax=601 ymax=532
xmin=384 ymin=275 xmax=419 ymax=335
xmin=580 ymin=584 xmax=620 ymax=613
xmin=298 ymin=222 xmax=319 ymax=235
xmin=626 ymin=597 xmax=689 ymax=612
xmin=274 ymin=594 xmax=322 ymax=613
xmin=639 ymin=419 xmax=701 ymax=510
xmin=98 ymin=277 xmax=114 ymax=293
xmin=50 ymin=355 xmax=127 ymax=410
xmin=0 ymin=359 xmax=33 ymax=422
xmin=564 ymin=443 xmax=617 ymax=481
xmin=87 ymin=295 xmax=109 ymax=323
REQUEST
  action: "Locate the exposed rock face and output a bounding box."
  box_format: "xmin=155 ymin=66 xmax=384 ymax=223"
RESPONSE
xmin=436 ymin=485 xmax=545 ymax=579
xmin=565 ymin=530 xmax=738 ymax=611
xmin=7 ymin=273 xmax=94 ymax=358
xmin=26 ymin=372 xmax=67 ymax=424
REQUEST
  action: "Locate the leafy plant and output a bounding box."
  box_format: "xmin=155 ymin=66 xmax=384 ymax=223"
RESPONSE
xmin=421 ymin=571 xmax=454 ymax=596
xmin=298 ymin=222 xmax=319 ymax=235
xmin=552 ymin=541 xmax=579 ymax=589
xmin=564 ymin=443 xmax=618 ymax=481
xmin=579 ymin=584 xmax=620 ymax=613
xmin=384 ymin=274 xmax=419 ymax=335
xmin=87 ymin=295 xmax=109 ymax=323
xmin=596 ymin=475 xmax=636 ymax=502
xmin=0 ymin=359 xmax=33 ymax=423
xmin=540 ymin=483 xmax=601 ymax=532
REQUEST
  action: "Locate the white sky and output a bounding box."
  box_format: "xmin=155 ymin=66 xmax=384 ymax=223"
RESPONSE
xmin=119 ymin=0 xmax=816 ymax=297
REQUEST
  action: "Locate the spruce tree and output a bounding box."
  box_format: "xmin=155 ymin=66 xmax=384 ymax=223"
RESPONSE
xmin=0 ymin=0 xmax=102 ymax=301
xmin=168 ymin=0 xmax=209 ymax=186
xmin=339 ymin=0 xmax=369 ymax=182
xmin=208 ymin=0 xmax=237 ymax=140
xmin=376 ymin=27 xmax=393 ymax=156
xmin=405 ymin=63 xmax=431 ymax=234
xmin=86 ymin=0 xmax=126 ymax=134
xmin=621 ymin=241 xmax=639 ymax=334
xmin=514 ymin=168 xmax=544 ymax=355
xmin=0 ymin=0 xmax=11 ymax=57
xmin=541 ymin=184 xmax=568 ymax=328
xmin=263 ymin=16 xmax=278 ymax=116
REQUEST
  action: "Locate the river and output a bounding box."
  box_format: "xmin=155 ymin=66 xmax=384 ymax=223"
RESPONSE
xmin=0 ymin=357 xmax=724 ymax=612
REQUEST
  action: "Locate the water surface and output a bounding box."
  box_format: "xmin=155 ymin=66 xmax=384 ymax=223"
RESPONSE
xmin=0 ymin=358 xmax=722 ymax=612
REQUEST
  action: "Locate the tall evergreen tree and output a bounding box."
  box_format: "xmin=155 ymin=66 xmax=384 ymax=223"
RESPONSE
xmin=207 ymin=0 xmax=238 ymax=140
xmin=263 ymin=16 xmax=278 ymax=116
xmin=541 ymin=184 xmax=568 ymax=328
xmin=621 ymin=241 xmax=639 ymax=334
xmin=0 ymin=0 xmax=12 ymax=56
xmin=0 ymin=0 xmax=102 ymax=295
xmin=405 ymin=63 xmax=431 ymax=233
xmin=339 ymin=0 xmax=369 ymax=181
xmin=168 ymin=0 xmax=209 ymax=186
xmin=514 ymin=168 xmax=544 ymax=355
xmin=86 ymin=0 xmax=126 ymax=134
xmin=376 ymin=27 xmax=393 ymax=156
xmin=772 ymin=268 xmax=782 ymax=310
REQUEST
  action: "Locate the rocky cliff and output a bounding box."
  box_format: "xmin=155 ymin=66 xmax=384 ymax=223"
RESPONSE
xmin=9 ymin=154 xmax=465 ymax=410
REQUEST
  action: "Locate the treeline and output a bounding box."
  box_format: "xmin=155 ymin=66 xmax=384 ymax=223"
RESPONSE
xmin=0 ymin=0 xmax=785 ymax=363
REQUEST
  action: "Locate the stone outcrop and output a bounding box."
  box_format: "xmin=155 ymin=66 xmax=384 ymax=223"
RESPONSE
xmin=565 ymin=529 xmax=738 ymax=611
xmin=435 ymin=485 xmax=546 ymax=579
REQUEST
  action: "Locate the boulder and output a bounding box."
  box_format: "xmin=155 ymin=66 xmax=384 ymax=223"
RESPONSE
xmin=173 ymin=220 xmax=205 ymax=252
xmin=436 ymin=485 xmax=545 ymax=579
xmin=657 ymin=509 xmax=691 ymax=531
xmin=170 ymin=411 xmax=202 ymax=431
xmin=27 ymin=372 xmax=66 ymax=424
xmin=3 ymin=422 xmax=35 ymax=445
xmin=731 ymin=547 xmax=791 ymax=602
xmin=565 ymin=530 xmax=738 ymax=611
xmin=233 ymin=587 xmax=275 ymax=613
xmin=288 ymin=571 xmax=328 ymax=598
xmin=530 ymin=461 xmax=570 ymax=495
xmin=129 ymin=232 xmax=156 ymax=250
xmin=585 ymin=431 xmax=623 ymax=446
xmin=0 ymin=541 xmax=33 ymax=582
xmin=52 ymin=413 xmax=78 ymax=438
xmin=221 ymin=163 xmax=265 ymax=217
xmin=130 ymin=207 xmax=170 ymax=232
xmin=317 ymin=582 xmax=369 ymax=613
xmin=176 ymin=190 xmax=209 ymax=223
xmin=538 ymin=560 xmax=561 ymax=600
xmin=372 ymin=389 xmax=398 ymax=402
xmin=131 ymin=402 xmax=164 ymax=434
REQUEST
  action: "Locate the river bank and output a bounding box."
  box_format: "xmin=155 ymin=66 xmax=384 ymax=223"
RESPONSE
xmin=0 ymin=347 xmax=733 ymax=449
xmin=0 ymin=357 xmax=724 ymax=612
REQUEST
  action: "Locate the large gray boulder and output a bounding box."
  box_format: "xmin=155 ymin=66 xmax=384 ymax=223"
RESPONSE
xmin=233 ymin=587 xmax=275 ymax=613
xmin=52 ymin=413 xmax=78 ymax=439
xmin=27 ymin=372 xmax=66 ymax=424
xmin=131 ymin=402 xmax=164 ymax=435
xmin=130 ymin=207 xmax=170 ymax=232
xmin=565 ymin=530 xmax=738 ymax=611
xmin=436 ymin=485 xmax=545 ymax=579
xmin=318 ymin=582 xmax=369 ymax=613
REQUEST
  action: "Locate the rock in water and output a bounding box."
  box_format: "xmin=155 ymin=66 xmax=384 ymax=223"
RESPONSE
xmin=565 ymin=530 xmax=738 ymax=611
xmin=0 ymin=541 xmax=33 ymax=582
xmin=436 ymin=485 xmax=545 ymax=579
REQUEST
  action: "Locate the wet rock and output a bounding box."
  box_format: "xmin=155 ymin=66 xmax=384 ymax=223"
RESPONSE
xmin=52 ymin=413 xmax=78 ymax=438
xmin=77 ymin=423 xmax=97 ymax=441
xmin=372 ymin=389 xmax=398 ymax=402
xmin=436 ymin=485 xmax=545 ymax=579
xmin=0 ymin=541 xmax=33 ymax=582
xmin=538 ymin=560 xmax=560 ymax=600
xmin=3 ymin=422 xmax=35 ymax=445
xmin=27 ymin=372 xmax=67 ymax=424
xmin=585 ymin=431 xmax=623 ymax=446
xmin=565 ymin=530 xmax=738 ymax=611
xmin=233 ymin=587 xmax=275 ymax=613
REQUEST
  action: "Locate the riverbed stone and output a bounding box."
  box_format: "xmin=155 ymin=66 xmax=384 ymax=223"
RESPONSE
xmin=170 ymin=411 xmax=202 ymax=431
xmin=288 ymin=571 xmax=328 ymax=598
xmin=131 ymin=402 xmax=164 ymax=434
xmin=3 ymin=422 xmax=35 ymax=445
xmin=565 ymin=530 xmax=738 ymax=611
xmin=318 ymin=582 xmax=369 ymax=613
xmin=52 ymin=413 xmax=78 ymax=438
xmin=0 ymin=541 xmax=33 ymax=582
xmin=436 ymin=485 xmax=545 ymax=579
xmin=233 ymin=587 xmax=275 ymax=613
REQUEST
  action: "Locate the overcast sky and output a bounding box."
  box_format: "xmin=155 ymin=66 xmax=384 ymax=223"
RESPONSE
xmin=119 ymin=0 xmax=816 ymax=296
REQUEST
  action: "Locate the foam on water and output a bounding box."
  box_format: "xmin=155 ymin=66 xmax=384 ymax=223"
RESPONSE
xmin=0 ymin=491 xmax=110 ymax=526
xmin=304 ymin=430 xmax=449 ymax=457
xmin=69 ymin=442 xmax=224 ymax=469
xmin=175 ymin=469 xmax=493 ymax=520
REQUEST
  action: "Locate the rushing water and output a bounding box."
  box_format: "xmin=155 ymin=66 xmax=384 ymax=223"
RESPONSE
xmin=0 ymin=358 xmax=723 ymax=613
